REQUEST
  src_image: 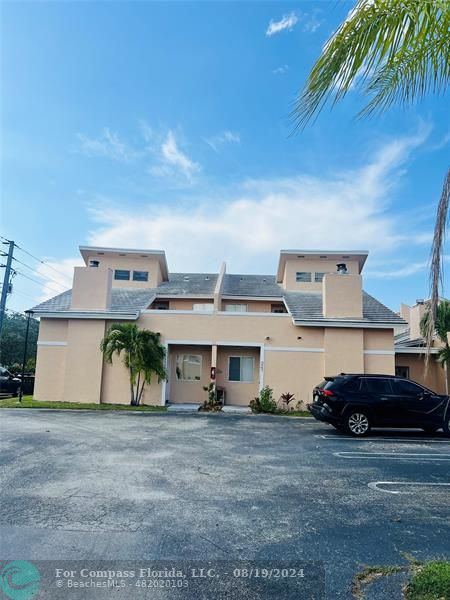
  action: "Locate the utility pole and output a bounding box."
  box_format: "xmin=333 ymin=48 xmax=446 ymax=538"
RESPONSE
xmin=0 ymin=239 xmax=15 ymax=342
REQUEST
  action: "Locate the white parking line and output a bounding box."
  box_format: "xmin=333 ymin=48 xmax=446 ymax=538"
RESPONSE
xmin=316 ymin=434 xmax=450 ymax=443
xmin=334 ymin=451 xmax=450 ymax=461
xmin=368 ymin=481 xmax=450 ymax=494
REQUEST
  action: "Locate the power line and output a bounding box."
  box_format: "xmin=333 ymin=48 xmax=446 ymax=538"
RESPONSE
xmin=0 ymin=234 xmax=73 ymax=286
xmin=10 ymin=288 xmax=42 ymax=303
xmin=14 ymin=243 xmax=73 ymax=285
xmin=12 ymin=256 xmax=71 ymax=290
xmin=14 ymin=270 xmax=65 ymax=295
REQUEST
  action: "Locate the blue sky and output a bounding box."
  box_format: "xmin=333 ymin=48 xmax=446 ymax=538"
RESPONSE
xmin=1 ymin=1 xmax=449 ymax=313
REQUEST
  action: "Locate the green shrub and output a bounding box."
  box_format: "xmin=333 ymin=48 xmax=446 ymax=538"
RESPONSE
xmin=200 ymin=383 xmax=222 ymax=412
xmin=250 ymin=386 xmax=278 ymax=414
xmin=406 ymin=561 xmax=450 ymax=600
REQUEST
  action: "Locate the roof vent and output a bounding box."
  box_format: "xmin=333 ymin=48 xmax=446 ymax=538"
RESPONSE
xmin=263 ymin=278 xmax=266 ymax=282
xmin=205 ymin=276 xmax=209 ymax=280
xmin=89 ymin=260 xmax=100 ymax=268
xmin=183 ymin=276 xmax=190 ymax=281
xmin=336 ymin=263 xmax=348 ymax=275
xmin=416 ymin=298 xmax=424 ymax=305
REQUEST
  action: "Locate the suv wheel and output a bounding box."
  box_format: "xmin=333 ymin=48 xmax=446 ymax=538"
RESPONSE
xmin=346 ymin=412 xmax=370 ymax=436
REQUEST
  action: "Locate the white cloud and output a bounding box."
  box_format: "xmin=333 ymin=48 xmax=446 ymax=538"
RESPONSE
xmin=366 ymin=261 xmax=428 ymax=279
xmin=30 ymin=128 xmax=429 ymax=305
xmin=77 ymin=128 xmax=139 ymax=162
xmin=82 ymin=129 xmax=429 ymax=275
xmin=266 ymin=12 xmax=298 ymax=36
xmin=301 ymin=12 xmax=322 ymax=33
xmin=272 ymin=65 xmax=289 ymax=75
xmin=367 ymin=255 xmax=450 ymax=280
xmin=77 ymin=124 xmax=201 ymax=182
xmin=429 ymin=131 xmax=450 ymax=152
xmin=150 ymin=130 xmax=200 ymax=180
xmin=205 ymin=130 xmax=241 ymax=153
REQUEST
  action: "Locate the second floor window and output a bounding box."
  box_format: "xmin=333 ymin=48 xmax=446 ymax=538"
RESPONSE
xmin=271 ymin=303 xmax=287 ymax=313
xmin=224 ymin=304 xmax=248 ymax=312
xmin=193 ymin=303 xmax=214 ymax=312
xmin=114 ymin=269 xmax=130 ymax=281
xmin=296 ymin=272 xmax=312 ymax=282
xmin=133 ymin=271 xmax=149 ymax=282
xmin=314 ymin=272 xmax=326 ymax=282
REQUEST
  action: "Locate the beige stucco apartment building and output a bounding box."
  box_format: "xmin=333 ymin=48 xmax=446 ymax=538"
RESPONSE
xmin=30 ymin=246 xmax=445 ymax=408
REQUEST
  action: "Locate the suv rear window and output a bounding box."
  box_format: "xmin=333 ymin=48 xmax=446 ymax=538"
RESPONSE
xmin=317 ymin=378 xmax=343 ymax=391
xmin=317 ymin=377 xmax=359 ymax=392
xmin=361 ymin=378 xmax=392 ymax=394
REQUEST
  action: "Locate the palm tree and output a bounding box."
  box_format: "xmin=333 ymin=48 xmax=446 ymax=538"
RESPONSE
xmin=100 ymin=323 xmax=166 ymax=406
xmin=420 ymin=299 xmax=450 ymax=369
xmin=294 ymin=0 xmax=450 ymax=348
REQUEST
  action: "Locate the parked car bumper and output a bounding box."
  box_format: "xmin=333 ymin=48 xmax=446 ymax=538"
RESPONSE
xmin=308 ymin=402 xmax=341 ymax=425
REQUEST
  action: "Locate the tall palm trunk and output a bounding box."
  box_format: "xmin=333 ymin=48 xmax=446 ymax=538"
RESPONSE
xmin=428 ymin=169 xmax=450 ymax=354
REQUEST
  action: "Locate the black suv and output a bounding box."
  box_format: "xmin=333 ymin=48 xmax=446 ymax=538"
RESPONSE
xmin=309 ymin=374 xmax=450 ymax=436
xmin=0 ymin=367 xmax=21 ymax=397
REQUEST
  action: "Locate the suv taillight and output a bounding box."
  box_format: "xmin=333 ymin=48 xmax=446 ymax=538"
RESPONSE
xmin=321 ymin=389 xmax=335 ymax=397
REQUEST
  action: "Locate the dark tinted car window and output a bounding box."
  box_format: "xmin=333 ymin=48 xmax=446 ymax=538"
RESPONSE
xmin=361 ymin=378 xmax=392 ymax=394
xmin=344 ymin=378 xmax=361 ymax=392
xmin=392 ymin=379 xmax=424 ymax=396
xmin=317 ymin=378 xmax=346 ymax=391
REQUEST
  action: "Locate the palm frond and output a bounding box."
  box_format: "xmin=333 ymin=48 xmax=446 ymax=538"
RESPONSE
xmin=294 ymin=0 xmax=450 ymax=128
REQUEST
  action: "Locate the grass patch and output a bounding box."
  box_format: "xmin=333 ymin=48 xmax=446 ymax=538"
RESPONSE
xmin=0 ymin=396 xmax=166 ymax=411
xmin=405 ymin=561 xmax=450 ymax=600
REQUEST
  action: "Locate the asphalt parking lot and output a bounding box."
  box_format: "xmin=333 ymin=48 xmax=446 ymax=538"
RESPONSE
xmin=0 ymin=410 xmax=449 ymax=599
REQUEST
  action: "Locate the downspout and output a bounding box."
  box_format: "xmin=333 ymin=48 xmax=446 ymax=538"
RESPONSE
xmin=213 ymin=261 xmax=226 ymax=312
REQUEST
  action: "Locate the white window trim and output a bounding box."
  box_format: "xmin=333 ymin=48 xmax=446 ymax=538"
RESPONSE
xmin=228 ymin=355 xmax=255 ymax=384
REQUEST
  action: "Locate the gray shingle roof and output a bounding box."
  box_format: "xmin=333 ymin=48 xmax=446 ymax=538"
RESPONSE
xmin=30 ymin=274 xmax=405 ymax=327
xmin=284 ymin=291 xmax=405 ymax=325
xmin=222 ymin=274 xmax=283 ymax=297
xmin=31 ymin=288 xmax=156 ymax=314
xmin=394 ymin=329 xmax=426 ymax=348
xmin=155 ymin=273 xmax=217 ymax=296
